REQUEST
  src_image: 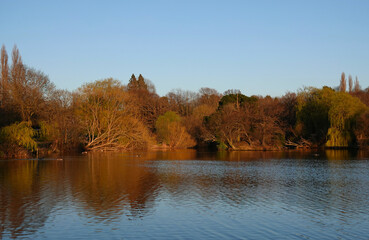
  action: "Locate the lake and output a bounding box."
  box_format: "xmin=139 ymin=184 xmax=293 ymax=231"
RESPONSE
xmin=1 ymin=150 xmax=369 ymax=239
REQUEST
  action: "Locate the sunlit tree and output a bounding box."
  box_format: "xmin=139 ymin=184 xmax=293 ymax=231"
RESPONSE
xmin=348 ymin=75 xmax=353 ymax=93
xmin=155 ymin=111 xmax=195 ymax=148
xmin=354 ymin=76 xmax=361 ymax=92
xmin=296 ymin=86 xmax=367 ymax=147
xmin=75 ymin=78 xmax=152 ymax=151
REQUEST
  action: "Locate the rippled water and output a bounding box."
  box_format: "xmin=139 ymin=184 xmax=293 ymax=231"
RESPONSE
xmin=1 ymin=150 xmax=369 ymax=239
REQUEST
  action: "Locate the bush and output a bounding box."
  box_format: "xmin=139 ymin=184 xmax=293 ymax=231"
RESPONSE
xmin=155 ymin=111 xmax=196 ymax=148
xmin=0 ymin=121 xmax=37 ymax=152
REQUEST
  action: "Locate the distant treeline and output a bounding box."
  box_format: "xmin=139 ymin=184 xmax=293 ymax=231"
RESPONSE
xmin=0 ymin=45 xmax=369 ymax=158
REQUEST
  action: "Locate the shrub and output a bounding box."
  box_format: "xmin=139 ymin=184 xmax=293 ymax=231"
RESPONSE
xmin=0 ymin=121 xmax=37 ymax=151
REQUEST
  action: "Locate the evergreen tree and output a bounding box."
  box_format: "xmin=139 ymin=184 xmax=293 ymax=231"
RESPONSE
xmin=127 ymin=74 xmax=138 ymax=90
xmin=137 ymin=74 xmax=148 ymax=91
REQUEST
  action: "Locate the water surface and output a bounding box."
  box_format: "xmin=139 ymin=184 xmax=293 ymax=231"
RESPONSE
xmin=1 ymin=150 xmax=369 ymax=239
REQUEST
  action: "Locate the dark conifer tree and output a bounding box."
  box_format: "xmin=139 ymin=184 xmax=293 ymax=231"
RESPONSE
xmin=137 ymin=74 xmax=148 ymax=91
xmin=127 ymin=74 xmax=138 ymax=90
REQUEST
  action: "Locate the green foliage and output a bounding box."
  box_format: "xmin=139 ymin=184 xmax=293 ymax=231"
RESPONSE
xmin=296 ymin=87 xmax=368 ymax=147
xmin=217 ymin=141 xmax=228 ymax=150
xmin=155 ymin=111 xmax=181 ymax=144
xmin=36 ymin=121 xmax=58 ymax=141
xmin=2 ymin=40 xmax=369 ymax=153
xmin=326 ymin=127 xmax=352 ymax=147
xmin=155 ymin=111 xmax=195 ymax=148
xmin=296 ymin=87 xmax=332 ymax=143
xmin=328 ymin=91 xmax=367 ymax=131
xmin=157 ymin=111 xmax=181 ymax=124
xmin=325 ymin=91 xmax=367 ymax=147
xmin=219 ymin=93 xmax=257 ymax=108
xmin=0 ymin=121 xmax=37 ymax=151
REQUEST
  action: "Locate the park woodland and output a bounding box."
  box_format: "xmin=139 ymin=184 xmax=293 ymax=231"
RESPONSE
xmin=1 ymin=45 xmax=369 ymax=158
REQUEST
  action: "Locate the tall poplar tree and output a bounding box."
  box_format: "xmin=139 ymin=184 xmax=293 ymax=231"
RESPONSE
xmin=348 ymin=75 xmax=353 ymax=93
xmin=354 ymin=76 xmax=361 ymax=92
xmin=339 ymin=72 xmax=346 ymax=92
xmin=0 ymin=45 xmax=9 ymax=107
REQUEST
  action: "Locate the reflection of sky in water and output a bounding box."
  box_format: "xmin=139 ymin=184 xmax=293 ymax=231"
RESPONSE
xmin=1 ymin=150 xmax=369 ymax=239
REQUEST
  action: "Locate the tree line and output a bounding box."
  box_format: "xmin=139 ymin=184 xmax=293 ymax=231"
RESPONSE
xmin=0 ymin=45 xmax=368 ymax=157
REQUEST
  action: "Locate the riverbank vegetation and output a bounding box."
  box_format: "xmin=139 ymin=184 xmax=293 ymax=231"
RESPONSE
xmin=1 ymin=45 xmax=369 ymax=157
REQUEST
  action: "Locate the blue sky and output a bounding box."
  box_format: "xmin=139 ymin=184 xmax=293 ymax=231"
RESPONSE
xmin=1 ymin=0 xmax=368 ymax=96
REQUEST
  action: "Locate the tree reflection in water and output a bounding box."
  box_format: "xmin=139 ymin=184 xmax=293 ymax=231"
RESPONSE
xmin=0 ymin=150 xmax=369 ymax=239
xmin=68 ymin=153 xmax=161 ymax=220
xmin=0 ymin=160 xmax=65 ymax=238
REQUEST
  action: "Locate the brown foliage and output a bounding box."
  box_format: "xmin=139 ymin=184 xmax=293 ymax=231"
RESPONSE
xmin=355 ymin=111 xmax=369 ymax=147
xmin=166 ymin=89 xmax=198 ymax=116
xmin=183 ymin=104 xmax=218 ymax=142
xmin=351 ymin=89 xmax=369 ymax=107
xmin=75 ymin=78 xmax=153 ymax=151
xmin=279 ymin=92 xmax=298 ymax=139
xmin=249 ymin=96 xmax=284 ymax=147
xmin=354 ymin=76 xmax=361 ymax=92
xmin=206 ymin=104 xmax=251 ymax=149
xmin=125 ymin=75 xmax=168 ymax=131
xmin=42 ymin=90 xmax=81 ymax=151
xmin=4 ymin=46 xmax=54 ymax=122
xmin=205 ymin=95 xmax=285 ymax=149
xmin=197 ymin=87 xmax=221 ymax=109
xmin=2 ymin=43 xmax=369 ymax=154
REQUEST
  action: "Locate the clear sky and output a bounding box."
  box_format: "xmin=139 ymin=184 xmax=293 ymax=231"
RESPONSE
xmin=1 ymin=0 xmax=368 ymax=96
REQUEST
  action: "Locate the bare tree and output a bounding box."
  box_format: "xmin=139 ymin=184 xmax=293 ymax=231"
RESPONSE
xmin=3 ymin=46 xmax=54 ymax=122
xmin=166 ymin=89 xmax=198 ymax=116
xmin=197 ymin=87 xmax=221 ymax=109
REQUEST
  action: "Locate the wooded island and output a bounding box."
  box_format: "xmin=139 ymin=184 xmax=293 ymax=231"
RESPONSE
xmin=1 ymin=45 xmax=368 ymax=158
